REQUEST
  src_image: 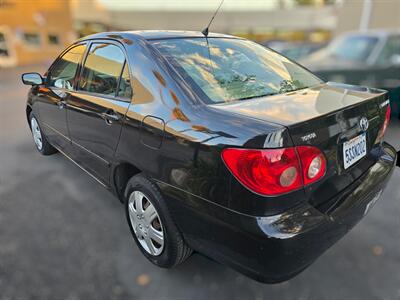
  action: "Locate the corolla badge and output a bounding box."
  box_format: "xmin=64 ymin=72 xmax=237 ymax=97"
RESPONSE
xmin=359 ymin=117 xmax=369 ymax=132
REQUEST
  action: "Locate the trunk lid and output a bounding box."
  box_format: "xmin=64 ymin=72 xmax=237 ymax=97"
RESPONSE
xmin=211 ymin=82 xmax=389 ymax=210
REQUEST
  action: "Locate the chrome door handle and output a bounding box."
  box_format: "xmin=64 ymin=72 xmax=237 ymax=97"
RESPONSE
xmin=57 ymin=100 xmax=67 ymax=109
xmin=101 ymin=110 xmax=120 ymax=124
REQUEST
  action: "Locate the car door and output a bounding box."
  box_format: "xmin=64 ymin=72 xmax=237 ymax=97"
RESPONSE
xmin=67 ymin=41 xmax=132 ymax=185
xmin=37 ymin=43 xmax=87 ymax=150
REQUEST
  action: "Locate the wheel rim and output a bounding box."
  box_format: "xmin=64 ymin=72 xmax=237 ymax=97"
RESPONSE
xmin=128 ymin=191 xmax=164 ymax=256
xmin=30 ymin=117 xmax=43 ymax=150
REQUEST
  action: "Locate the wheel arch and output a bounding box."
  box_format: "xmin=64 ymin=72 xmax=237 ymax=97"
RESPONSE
xmin=112 ymin=161 xmax=142 ymax=202
xmin=26 ymin=105 xmax=33 ymax=129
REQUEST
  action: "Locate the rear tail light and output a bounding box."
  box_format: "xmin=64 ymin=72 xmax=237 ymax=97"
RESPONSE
xmin=376 ymin=104 xmax=391 ymax=143
xmin=383 ymin=104 xmax=391 ymax=134
xmin=221 ymin=146 xmax=326 ymax=196
xmin=296 ymin=146 xmax=326 ymax=186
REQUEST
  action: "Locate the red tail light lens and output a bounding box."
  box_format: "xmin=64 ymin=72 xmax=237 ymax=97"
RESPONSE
xmin=376 ymin=104 xmax=391 ymax=143
xmin=221 ymin=148 xmax=302 ymax=195
xmin=296 ymin=146 xmax=327 ymax=186
xmin=221 ymin=146 xmax=326 ymax=196
xmin=382 ymin=104 xmax=391 ymax=135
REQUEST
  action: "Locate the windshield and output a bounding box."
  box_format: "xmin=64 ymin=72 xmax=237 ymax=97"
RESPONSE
xmin=328 ymin=35 xmax=378 ymax=61
xmin=151 ymin=38 xmax=322 ymax=104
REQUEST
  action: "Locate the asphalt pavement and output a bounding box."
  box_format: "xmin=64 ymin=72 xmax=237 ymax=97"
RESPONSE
xmin=1 ymin=65 xmax=400 ymax=300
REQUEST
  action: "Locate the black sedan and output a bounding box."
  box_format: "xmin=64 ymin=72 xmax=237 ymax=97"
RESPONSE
xmin=21 ymin=31 xmax=396 ymax=283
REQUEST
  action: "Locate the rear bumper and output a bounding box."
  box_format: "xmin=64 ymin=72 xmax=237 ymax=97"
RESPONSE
xmin=167 ymin=142 xmax=396 ymax=283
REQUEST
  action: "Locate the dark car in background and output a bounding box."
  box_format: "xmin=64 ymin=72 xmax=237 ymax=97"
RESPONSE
xmin=22 ymin=31 xmax=396 ymax=283
xmin=266 ymin=40 xmax=326 ymax=61
xmin=301 ymin=30 xmax=400 ymax=117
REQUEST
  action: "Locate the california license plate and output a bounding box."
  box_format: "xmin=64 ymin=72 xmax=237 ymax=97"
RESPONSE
xmin=343 ymin=133 xmax=367 ymax=169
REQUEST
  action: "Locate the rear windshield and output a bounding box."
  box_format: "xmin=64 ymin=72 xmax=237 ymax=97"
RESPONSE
xmin=151 ymin=38 xmax=322 ymax=104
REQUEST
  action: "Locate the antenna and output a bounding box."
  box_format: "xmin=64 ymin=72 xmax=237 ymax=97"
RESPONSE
xmin=202 ymin=0 xmax=225 ymax=37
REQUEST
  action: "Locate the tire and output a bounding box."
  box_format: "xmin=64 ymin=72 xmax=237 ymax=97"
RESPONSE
xmin=124 ymin=174 xmax=192 ymax=268
xmin=29 ymin=112 xmax=57 ymax=156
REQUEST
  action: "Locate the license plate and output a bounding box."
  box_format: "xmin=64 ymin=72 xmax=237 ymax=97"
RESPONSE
xmin=343 ymin=133 xmax=367 ymax=169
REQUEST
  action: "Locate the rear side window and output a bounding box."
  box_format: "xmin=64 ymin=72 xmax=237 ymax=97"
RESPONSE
xmin=48 ymin=44 xmax=86 ymax=90
xmin=79 ymin=43 xmax=126 ymax=96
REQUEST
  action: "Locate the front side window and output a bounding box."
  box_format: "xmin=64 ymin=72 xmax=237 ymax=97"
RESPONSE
xmin=152 ymin=38 xmax=321 ymax=104
xmin=79 ymin=43 xmax=125 ymax=96
xmin=48 ymin=44 xmax=86 ymax=90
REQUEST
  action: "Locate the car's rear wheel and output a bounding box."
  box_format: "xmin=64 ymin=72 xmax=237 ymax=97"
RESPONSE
xmin=29 ymin=112 xmax=57 ymax=155
xmin=124 ymin=174 xmax=192 ymax=268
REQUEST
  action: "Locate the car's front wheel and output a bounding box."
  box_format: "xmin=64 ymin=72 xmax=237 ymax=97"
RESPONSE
xmin=29 ymin=112 xmax=57 ymax=155
xmin=124 ymin=174 xmax=192 ymax=268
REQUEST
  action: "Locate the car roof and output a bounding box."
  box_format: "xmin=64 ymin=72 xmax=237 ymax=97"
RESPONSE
xmin=78 ymin=30 xmax=239 ymax=43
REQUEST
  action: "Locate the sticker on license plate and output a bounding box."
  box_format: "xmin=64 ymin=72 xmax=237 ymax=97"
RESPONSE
xmin=343 ymin=133 xmax=367 ymax=169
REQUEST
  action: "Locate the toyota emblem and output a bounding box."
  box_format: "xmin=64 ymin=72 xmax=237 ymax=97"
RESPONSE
xmin=359 ymin=117 xmax=369 ymax=132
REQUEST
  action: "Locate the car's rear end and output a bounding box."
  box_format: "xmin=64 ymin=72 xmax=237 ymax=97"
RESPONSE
xmin=203 ymin=84 xmax=396 ymax=282
xmin=150 ymin=35 xmax=397 ymax=282
xmin=284 ymin=83 xmax=392 ymax=215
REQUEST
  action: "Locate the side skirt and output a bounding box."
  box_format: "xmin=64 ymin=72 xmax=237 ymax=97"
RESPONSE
xmin=53 ymin=145 xmax=109 ymax=189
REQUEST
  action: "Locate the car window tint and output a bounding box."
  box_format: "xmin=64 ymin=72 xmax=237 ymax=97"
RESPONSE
xmin=49 ymin=44 xmax=86 ymax=90
xmin=117 ymin=62 xmax=132 ymax=99
xmin=376 ymin=35 xmax=400 ymax=65
xmin=79 ymin=43 xmax=125 ymax=96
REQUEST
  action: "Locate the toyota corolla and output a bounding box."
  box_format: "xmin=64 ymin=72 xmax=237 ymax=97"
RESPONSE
xmin=21 ymin=31 xmax=396 ymax=283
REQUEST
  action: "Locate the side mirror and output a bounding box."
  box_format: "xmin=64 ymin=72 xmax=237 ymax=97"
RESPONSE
xmin=390 ymin=54 xmax=400 ymax=66
xmin=21 ymin=72 xmax=44 ymax=86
